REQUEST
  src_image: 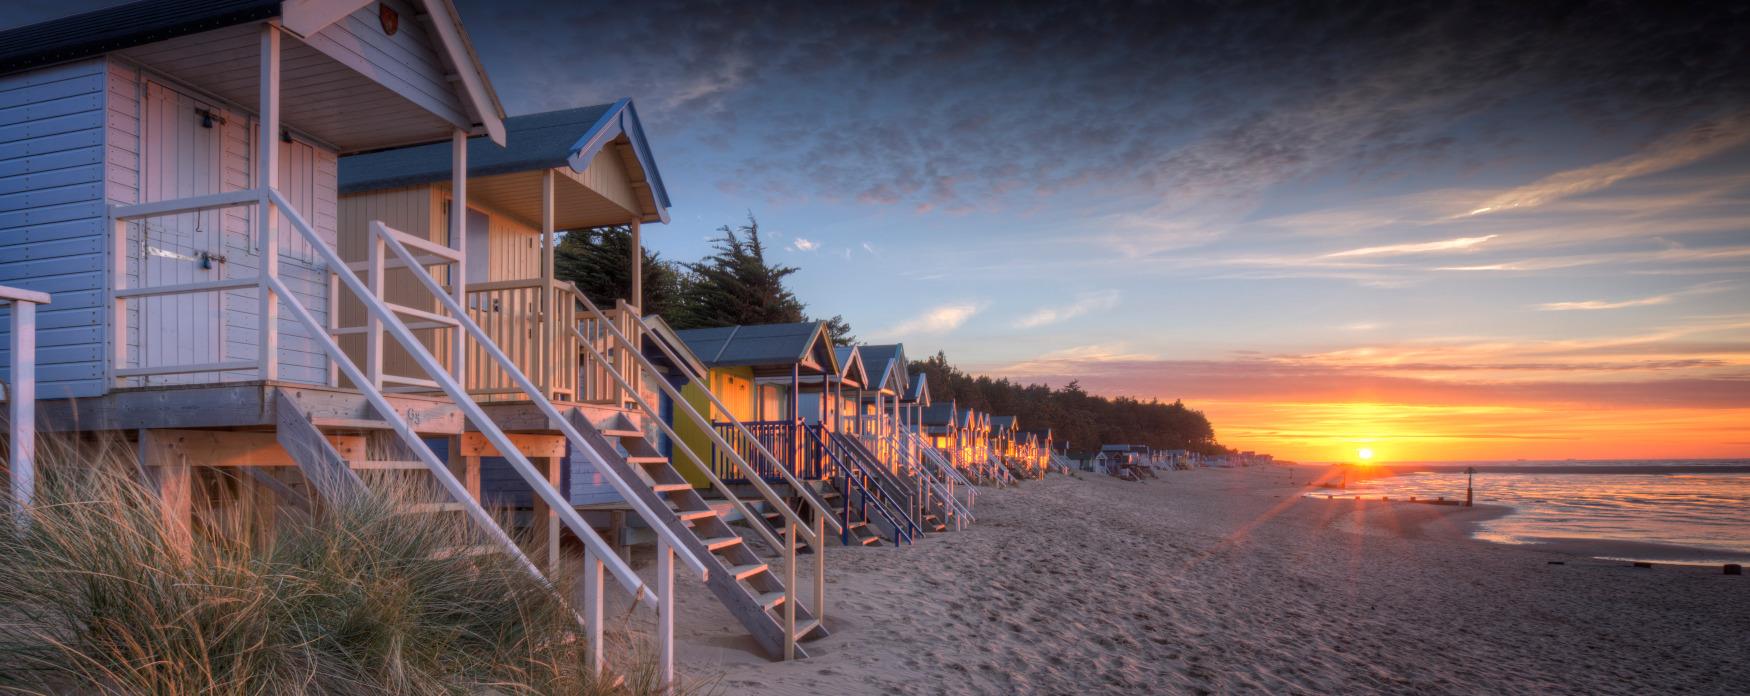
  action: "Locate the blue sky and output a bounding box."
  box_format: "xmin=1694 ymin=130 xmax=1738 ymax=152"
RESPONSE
xmin=3 ymin=0 xmax=1746 ymax=460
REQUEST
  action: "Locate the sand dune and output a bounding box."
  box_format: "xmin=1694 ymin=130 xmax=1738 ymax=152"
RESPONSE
xmin=636 ymin=467 xmax=1747 ymax=694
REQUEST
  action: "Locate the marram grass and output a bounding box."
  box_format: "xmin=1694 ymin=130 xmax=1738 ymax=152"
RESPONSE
xmin=0 ymin=436 xmax=703 ymax=695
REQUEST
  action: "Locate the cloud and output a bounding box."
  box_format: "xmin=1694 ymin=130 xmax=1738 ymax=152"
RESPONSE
xmin=861 ymin=241 xmax=878 ymax=255
xmin=1014 ymin=290 xmax=1121 ymax=328
xmin=448 ymin=1 xmax=1750 ymax=212
xmin=1535 ymin=282 xmax=1734 ymax=311
xmin=1324 ymin=235 xmax=1498 ymax=258
xmin=791 ymin=237 xmax=818 ymax=251
xmin=881 ymin=302 xmax=982 ymax=336
xmin=1466 ymin=112 xmax=1750 ymax=216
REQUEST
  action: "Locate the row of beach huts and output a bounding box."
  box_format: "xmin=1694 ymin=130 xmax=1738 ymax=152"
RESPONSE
xmin=0 ymin=0 xmax=1066 ymax=684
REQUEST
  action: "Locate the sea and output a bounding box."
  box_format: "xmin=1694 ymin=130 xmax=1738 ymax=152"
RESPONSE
xmin=1301 ymin=460 xmax=1750 ymax=565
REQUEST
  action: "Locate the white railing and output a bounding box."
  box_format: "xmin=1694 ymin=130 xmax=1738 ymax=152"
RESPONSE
xmin=272 ymin=196 xmax=710 ymax=680
xmin=110 ymin=190 xmax=269 ymax=381
xmin=894 ymin=427 xmax=966 ymax=530
xmin=904 ymin=428 xmax=975 ymax=526
xmin=2 ymin=285 xmax=50 ymax=515
xmin=570 ymin=286 xmax=842 ymax=660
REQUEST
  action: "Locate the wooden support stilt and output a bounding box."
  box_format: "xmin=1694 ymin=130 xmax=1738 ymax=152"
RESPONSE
xmin=784 ymin=520 xmax=798 ymax=660
xmin=579 ymin=548 xmax=605 ymax=675
xmin=138 ymin=430 xmax=193 ymax=558
xmin=656 ymin=536 xmax=675 ymax=691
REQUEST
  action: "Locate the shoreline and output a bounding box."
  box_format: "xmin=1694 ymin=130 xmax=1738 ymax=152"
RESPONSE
xmin=654 ymin=466 xmax=1748 ymax=694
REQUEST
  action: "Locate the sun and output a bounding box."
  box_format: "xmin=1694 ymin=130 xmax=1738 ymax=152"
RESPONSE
xmin=1357 ymin=447 xmax=1374 ymax=461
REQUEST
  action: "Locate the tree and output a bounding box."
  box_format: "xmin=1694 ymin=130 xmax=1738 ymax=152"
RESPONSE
xmin=818 ymin=314 xmax=858 ymax=346
xmin=670 ymin=214 xmax=806 ymax=328
xmin=553 ymin=225 xmax=678 ymax=316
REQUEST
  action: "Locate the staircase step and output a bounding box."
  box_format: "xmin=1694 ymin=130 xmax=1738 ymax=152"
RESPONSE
xmin=310 ymin=417 xmax=393 ymax=430
xmin=626 ymin=456 xmax=668 ymax=466
xmin=399 ymin=502 xmax=466 ymax=515
xmin=601 ymin=428 xmax=645 ymax=439
xmin=652 ymin=483 xmax=693 ymax=494
xmin=728 ymin=562 xmax=769 ymax=580
xmin=858 ymin=535 xmax=881 ymax=546
xmin=430 ymin=545 xmax=498 ymax=560
xmin=678 ymin=508 xmax=719 ymax=522
xmin=756 ymin=590 xmax=788 ymax=611
xmin=350 ymin=460 xmax=426 ymax=471
xmin=703 ymin=535 xmax=744 ymax=551
xmin=793 ymin=618 xmax=824 ymax=640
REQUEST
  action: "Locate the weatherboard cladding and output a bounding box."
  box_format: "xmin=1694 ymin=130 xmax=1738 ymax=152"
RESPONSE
xmin=0 ymin=0 xmax=281 ymax=76
xmin=0 ymin=59 xmax=112 ymax=398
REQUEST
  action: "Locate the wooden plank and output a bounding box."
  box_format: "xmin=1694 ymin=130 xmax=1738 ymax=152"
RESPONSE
xmin=274 ymin=391 xmax=366 ymax=503
xmin=455 ymin=431 xmax=565 ymax=459
xmin=137 ymin=429 xmax=192 ymax=558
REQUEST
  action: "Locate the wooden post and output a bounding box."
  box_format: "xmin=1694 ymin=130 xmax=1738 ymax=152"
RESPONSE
xmin=790 ymin=363 xmax=800 ymax=477
xmin=813 ymin=511 xmax=825 ymax=624
xmin=449 ymin=130 xmax=467 ymax=382
xmin=784 ymin=520 xmax=797 ymax=660
xmin=656 ymin=536 xmax=675 ymax=690
xmin=257 ymin=24 xmax=280 ymax=381
xmin=463 ymin=454 xmax=482 ymax=501
xmin=365 ymin=233 xmax=383 ymax=387
xmin=139 ymin=431 xmax=192 ymax=558
xmin=629 ymin=218 xmax=641 ymax=310
xmin=7 ymin=299 xmax=34 ymax=513
xmin=539 ymin=169 xmax=554 ymax=398
xmin=579 ymin=547 xmax=604 ymax=676
xmin=530 ymin=455 xmax=560 ymax=572
xmin=110 ymin=218 xmax=127 ymax=385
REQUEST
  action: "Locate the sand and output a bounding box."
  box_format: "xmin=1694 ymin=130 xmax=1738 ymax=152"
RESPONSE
xmin=643 ymin=467 xmax=1748 ymax=695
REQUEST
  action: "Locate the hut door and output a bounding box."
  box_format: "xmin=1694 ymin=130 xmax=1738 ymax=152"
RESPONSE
xmin=139 ymin=81 xmax=229 ymax=382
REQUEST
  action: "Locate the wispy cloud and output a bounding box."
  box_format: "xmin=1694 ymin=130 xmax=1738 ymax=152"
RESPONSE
xmin=1535 ymin=282 xmax=1734 ymax=311
xmin=790 ymin=237 xmax=818 ymax=252
xmin=1324 ymin=235 xmax=1498 ymax=258
xmin=861 ymin=241 xmax=878 ymax=255
xmin=1015 ymin=290 xmax=1121 ymax=328
xmin=882 ymin=302 xmax=982 ymax=336
xmin=1466 ymin=112 xmax=1750 ymax=216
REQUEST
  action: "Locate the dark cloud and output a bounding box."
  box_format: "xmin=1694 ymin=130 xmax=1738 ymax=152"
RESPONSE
xmin=458 ymin=0 xmax=1750 ymax=210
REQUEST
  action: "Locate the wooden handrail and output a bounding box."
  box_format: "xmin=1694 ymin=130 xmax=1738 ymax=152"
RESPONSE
xmin=565 ymin=284 xmax=841 ymax=542
xmin=357 ymin=213 xmax=711 ymax=585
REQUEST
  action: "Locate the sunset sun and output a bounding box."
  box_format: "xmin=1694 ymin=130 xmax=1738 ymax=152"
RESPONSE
xmin=1357 ymin=447 xmax=1375 ymax=461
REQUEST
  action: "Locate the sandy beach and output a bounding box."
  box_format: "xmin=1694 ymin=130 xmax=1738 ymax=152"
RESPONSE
xmin=635 ymin=466 xmax=1749 ymax=695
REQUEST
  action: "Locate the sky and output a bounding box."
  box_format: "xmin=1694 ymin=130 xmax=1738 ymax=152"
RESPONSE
xmin=5 ymin=0 xmax=1748 ymax=463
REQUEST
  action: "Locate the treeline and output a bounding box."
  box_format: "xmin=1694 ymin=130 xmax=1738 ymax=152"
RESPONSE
xmin=909 ymin=352 xmax=1223 ymax=457
xmin=557 ymin=218 xmax=1224 ymax=456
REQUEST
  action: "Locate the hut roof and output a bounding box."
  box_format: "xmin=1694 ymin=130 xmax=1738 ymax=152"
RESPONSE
xmin=920 ymin=403 xmax=958 ymax=427
xmin=856 ymin=344 xmax=909 ymax=394
xmin=904 ymin=373 xmax=930 ymax=405
xmin=339 ymin=101 xmax=670 ymax=222
xmin=833 ymin=345 xmax=868 ymax=387
xmin=673 ymin=321 xmax=839 ymax=373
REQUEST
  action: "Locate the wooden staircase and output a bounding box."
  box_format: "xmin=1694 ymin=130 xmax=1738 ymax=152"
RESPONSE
xmin=568 ymin=410 xmax=830 ymax=658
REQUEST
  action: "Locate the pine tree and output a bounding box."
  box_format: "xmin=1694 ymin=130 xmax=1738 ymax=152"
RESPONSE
xmin=552 ymin=225 xmax=678 ymax=316
xmin=671 ymin=214 xmax=806 ymax=328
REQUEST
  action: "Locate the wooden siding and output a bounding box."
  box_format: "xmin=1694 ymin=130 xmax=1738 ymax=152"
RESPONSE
xmin=0 ymin=59 xmax=111 ymax=399
xmin=301 ymin=0 xmax=471 ymax=131
xmin=336 ymin=186 xmax=544 ymax=382
xmin=110 ymin=64 xmax=335 ymax=389
xmin=117 ymin=22 xmax=458 ymax=153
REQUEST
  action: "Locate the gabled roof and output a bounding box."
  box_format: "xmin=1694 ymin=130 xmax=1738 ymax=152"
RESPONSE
xmin=990 ymin=415 xmax=1018 ymax=433
xmin=856 ymin=344 xmax=908 ymax=394
xmin=833 ymin=345 xmax=868 ymax=388
xmin=920 ymin=402 xmax=958 ymax=427
xmin=673 ymin=321 xmax=839 ymax=373
xmin=0 ymin=0 xmax=505 ymax=144
xmin=955 ymin=408 xmax=975 ymax=429
xmin=339 ymin=100 xmax=671 ymax=222
xmin=903 ymin=373 xmax=930 ymax=405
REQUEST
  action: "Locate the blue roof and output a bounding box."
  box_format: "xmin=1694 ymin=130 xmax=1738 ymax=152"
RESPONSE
xmin=857 ymin=343 xmax=908 ymax=392
xmin=339 ymin=100 xmax=672 ymax=222
xmin=673 ymin=322 xmax=838 ymax=372
xmin=0 ymin=0 xmax=280 ymax=75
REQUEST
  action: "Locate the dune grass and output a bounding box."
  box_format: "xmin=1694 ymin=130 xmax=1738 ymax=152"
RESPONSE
xmin=0 ymin=437 xmax=684 ymax=695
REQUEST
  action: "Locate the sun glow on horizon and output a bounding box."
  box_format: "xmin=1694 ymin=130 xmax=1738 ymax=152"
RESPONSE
xmin=1357 ymin=447 xmax=1374 ymax=462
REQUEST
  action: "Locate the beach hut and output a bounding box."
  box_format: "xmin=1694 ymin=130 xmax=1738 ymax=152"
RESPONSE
xmin=853 ymin=343 xmax=909 ymax=468
xmin=0 ymin=1 xmax=826 ymax=666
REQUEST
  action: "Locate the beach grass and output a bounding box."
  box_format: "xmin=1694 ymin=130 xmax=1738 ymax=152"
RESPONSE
xmin=0 ymin=436 xmax=678 ymax=695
